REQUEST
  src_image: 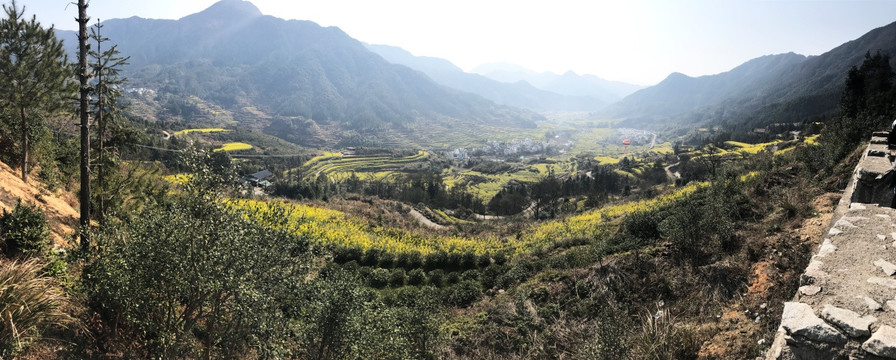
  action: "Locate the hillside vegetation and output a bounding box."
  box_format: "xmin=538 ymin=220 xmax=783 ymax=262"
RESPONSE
xmin=3 ymin=1 xmax=896 ymax=359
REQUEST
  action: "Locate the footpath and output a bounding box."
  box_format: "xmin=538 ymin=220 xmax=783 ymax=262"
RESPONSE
xmin=769 ymin=132 xmax=896 ymax=359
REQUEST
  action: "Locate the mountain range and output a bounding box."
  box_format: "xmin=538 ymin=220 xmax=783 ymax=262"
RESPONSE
xmin=366 ymin=45 xmax=641 ymax=112
xmin=603 ymin=20 xmax=896 ymax=132
xmin=58 ymin=0 xmax=542 ymax=148
xmin=471 ymin=62 xmax=644 ymax=100
xmin=55 ymin=0 xmax=896 ymax=146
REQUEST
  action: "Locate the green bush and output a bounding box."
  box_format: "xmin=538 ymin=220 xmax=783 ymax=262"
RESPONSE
xmin=407 ymin=268 xmax=426 ymax=286
xmin=389 ymin=268 xmax=407 ymax=287
xmin=476 ymin=253 xmax=492 ymax=268
xmin=333 ymin=246 xmax=362 ymax=263
xmin=444 ymin=280 xmax=482 ymax=307
xmin=378 ymin=251 xmax=396 ymax=268
xmin=361 ymin=248 xmax=382 ymax=267
xmin=84 ymin=194 xmax=313 ymax=358
xmin=0 ymin=201 xmax=50 ymax=257
xmin=424 ymin=250 xmax=448 ymax=271
xmin=368 ymin=268 xmax=390 ymax=288
xmin=428 ymin=269 xmax=446 ymax=288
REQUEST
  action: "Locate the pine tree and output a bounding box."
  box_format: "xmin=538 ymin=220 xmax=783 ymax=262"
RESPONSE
xmin=0 ymin=0 xmax=70 ymax=183
xmin=90 ymin=19 xmax=130 ymax=224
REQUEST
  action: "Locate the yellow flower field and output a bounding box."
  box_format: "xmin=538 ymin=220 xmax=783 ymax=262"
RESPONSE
xmin=173 ymin=128 xmax=228 ymax=135
xmin=214 ymin=142 xmax=253 ymax=152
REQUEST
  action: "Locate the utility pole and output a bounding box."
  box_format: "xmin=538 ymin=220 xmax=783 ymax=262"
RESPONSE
xmin=77 ymin=0 xmax=91 ymax=250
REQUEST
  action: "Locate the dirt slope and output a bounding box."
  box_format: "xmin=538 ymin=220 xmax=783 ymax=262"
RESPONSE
xmin=0 ymin=160 xmax=79 ymax=247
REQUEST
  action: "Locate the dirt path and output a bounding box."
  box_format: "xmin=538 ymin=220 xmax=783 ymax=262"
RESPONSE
xmin=409 ymin=208 xmax=446 ymax=230
xmin=664 ymin=162 xmax=680 ymax=182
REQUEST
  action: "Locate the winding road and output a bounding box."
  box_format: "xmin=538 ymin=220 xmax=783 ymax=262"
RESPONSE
xmin=409 ymin=208 xmax=447 ymax=230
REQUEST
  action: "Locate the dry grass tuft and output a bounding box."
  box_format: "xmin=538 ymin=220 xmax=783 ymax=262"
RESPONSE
xmin=0 ymin=258 xmax=72 ymax=356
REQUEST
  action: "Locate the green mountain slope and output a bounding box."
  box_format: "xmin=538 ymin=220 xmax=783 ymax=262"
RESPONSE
xmin=59 ymin=0 xmax=541 ymax=148
xmin=604 ymin=20 xmax=896 ymax=130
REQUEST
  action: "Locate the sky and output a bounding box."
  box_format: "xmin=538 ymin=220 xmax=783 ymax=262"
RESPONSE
xmin=16 ymin=0 xmax=896 ymax=85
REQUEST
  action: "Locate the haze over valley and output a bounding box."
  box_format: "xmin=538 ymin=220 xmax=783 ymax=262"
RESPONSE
xmin=1 ymin=0 xmax=896 ymax=358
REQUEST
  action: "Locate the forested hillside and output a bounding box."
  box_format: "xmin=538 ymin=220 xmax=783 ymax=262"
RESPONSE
xmin=57 ymin=0 xmax=542 ymax=148
xmin=3 ymin=0 xmax=896 ymax=359
xmin=605 ymin=20 xmax=896 ymax=136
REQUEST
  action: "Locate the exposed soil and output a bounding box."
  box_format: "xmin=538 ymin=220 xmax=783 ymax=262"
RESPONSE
xmin=0 ymin=160 xmax=79 ymax=247
xmin=696 ymin=192 xmax=840 ymax=359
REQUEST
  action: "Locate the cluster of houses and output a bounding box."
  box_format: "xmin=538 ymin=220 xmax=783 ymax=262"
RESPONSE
xmin=447 ymin=138 xmax=568 ymax=161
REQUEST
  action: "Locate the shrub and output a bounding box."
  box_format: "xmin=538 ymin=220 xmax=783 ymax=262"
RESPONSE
xmin=407 ymin=268 xmax=426 ymax=286
xmin=389 ymin=268 xmax=407 ymax=287
xmin=368 ymin=268 xmax=390 ymax=288
xmin=428 ymin=269 xmax=446 ymax=288
xmin=361 ymin=248 xmax=382 ymax=267
xmin=480 ymin=264 xmax=506 ymax=290
xmin=333 ymin=246 xmax=362 ymax=263
xmin=460 ymin=251 xmax=477 ymax=270
xmin=493 ymin=252 xmax=508 ymax=265
xmin=0 ymin=258 xmax=71 ymax=357
xmin=444 ymin=280 xmax=482 ymax=307
xmin=0 ymin=201 xmax=50 ymax=257
xmin=378 ymin=251 xmax=396 ymax=268
xmin=424 ymin=250 xmax=448 ymax=271
xmin=446 ymin=271 xmax=461 ymax=285
xmin=476 ymin=253 xmax=492 ymax=268
xmin=84 ymin=195 xmax=313 ymax=358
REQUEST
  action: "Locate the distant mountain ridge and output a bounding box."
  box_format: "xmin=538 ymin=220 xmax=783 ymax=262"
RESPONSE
xmin=471 ymin=62 xmax=644 ymax=100
xmin=603 ymin=20 xmax=896 ymax=131
xmin=365 ymin=44 xmax=612 ymax=112
xmin=57 ymin=0 xmax=542 ymax=147
xmin=604 ymin=53 xmax=808 ymax=120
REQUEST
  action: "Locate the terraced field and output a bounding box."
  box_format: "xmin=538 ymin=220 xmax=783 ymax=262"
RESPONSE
xmin=297 ymin=150 xmax=431 ymax=181
xmin=443 ymin=160 xmax=578 ymax=199
xmin=173 ymin=128 xmax=228 ymax=136
xmin=214 ymin=142 xmax=253 ymax=152
xmin=230 ymin=181 xmax=706 ymax=257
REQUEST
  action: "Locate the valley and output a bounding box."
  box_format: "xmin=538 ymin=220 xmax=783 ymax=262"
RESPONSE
xmin=1 ymin=0 xmax=895 ymax=359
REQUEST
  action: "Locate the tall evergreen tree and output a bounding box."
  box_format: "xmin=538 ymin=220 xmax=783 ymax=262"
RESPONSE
xmin=0 ymin=0 xmax=70 ymax=183
xmin=90 ymin=19 xmax=129 ymax=224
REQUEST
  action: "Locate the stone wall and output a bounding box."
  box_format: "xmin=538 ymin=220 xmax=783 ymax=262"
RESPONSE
xmin=767 ymin=132 xmax=896 ymax=359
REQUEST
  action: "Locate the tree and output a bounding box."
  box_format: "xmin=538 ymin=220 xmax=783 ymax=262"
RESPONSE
xmin=77 ymin=0 xmax=90 ymax=250
xmin=85 ymin=150 xmax=312 ymax=358
xmin=90 ymin=19 xmax=130 ymax=224
xmin=531 ymin=174 xmax=562 ymax=218
xmin=0 ymin=1 xmax=71 ymax=183
xmin=818 ymin=51 xmax=896 ymax=170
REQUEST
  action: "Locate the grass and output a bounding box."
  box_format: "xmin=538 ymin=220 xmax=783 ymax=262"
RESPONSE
xmin=0 ymin=259 xmax=71 ymax=356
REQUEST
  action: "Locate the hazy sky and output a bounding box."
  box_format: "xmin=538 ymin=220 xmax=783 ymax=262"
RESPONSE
xmin=17 ymin=0 xmax=896 ymax=85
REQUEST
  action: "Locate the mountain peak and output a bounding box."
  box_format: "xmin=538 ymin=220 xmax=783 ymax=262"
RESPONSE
xmin=181 ymin=0 xmax=263 ymax=23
